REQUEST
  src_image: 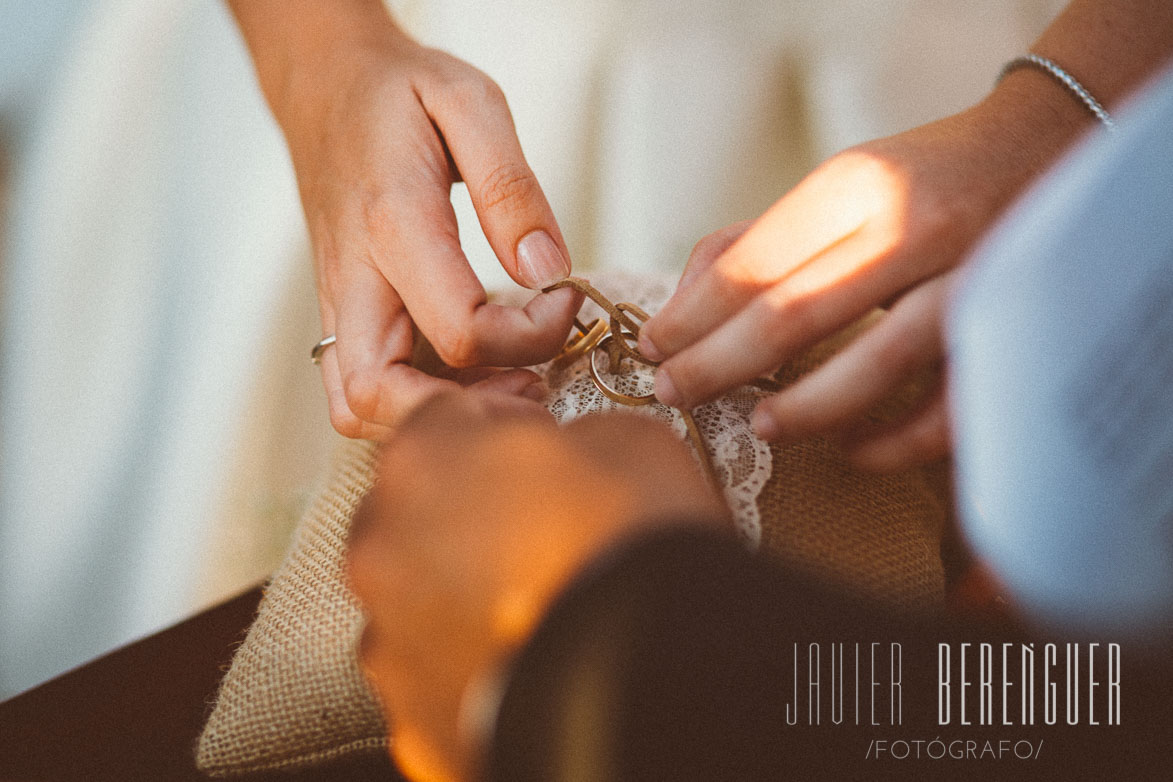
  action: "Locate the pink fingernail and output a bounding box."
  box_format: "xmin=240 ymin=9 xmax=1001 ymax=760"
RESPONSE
xmin=637 ymin=332 xmax=666 ymax=363
xmin=517 ymin=230 xmax=570 ymax=289
xmin=750 ymin=408 xmax=781 ymax=441
xmin=653 ymin=368 xmax=682 ymax=408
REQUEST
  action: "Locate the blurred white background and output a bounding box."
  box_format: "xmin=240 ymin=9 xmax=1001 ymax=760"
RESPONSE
xmin=0 ymin=0 xmax=1064 ymax=697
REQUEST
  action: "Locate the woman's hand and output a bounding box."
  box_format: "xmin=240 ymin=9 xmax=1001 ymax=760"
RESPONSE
xmin=348 ymin=393 xmax=728 ymax=781
xmin=638 ymin=83 xmax=1091 ymax=471
xmin=230 ymin=1 xmax=582 ymax=439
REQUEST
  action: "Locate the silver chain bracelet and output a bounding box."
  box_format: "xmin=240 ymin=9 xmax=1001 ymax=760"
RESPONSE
xmin=1000 ymin=54 xmax=1115 ymax=130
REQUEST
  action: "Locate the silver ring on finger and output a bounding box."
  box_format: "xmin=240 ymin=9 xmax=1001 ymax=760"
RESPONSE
xmin=311 ymin=334 xmax=337 ymax=365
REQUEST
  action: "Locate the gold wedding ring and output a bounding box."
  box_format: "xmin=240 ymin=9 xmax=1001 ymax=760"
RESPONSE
xmin=552 ymin=318 xmax=608 ymax=371
xmin=587 ymin=335 xmax=656 ymax=406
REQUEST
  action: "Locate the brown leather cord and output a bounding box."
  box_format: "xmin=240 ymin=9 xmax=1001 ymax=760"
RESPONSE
xmin=680 ymin=407 xmax=719 ymax=490
xmin=545 ymin=278 xmax=647 ymax=350
xmin=543 ymin=276 xmax=774 ymax=493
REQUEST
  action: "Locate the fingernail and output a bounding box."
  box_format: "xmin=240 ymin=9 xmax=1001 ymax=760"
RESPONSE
xmin=750 ymin=407 xmax=782 ymax=441
xmin=517 ymin=230 xmax=570 ymax=289
xmin=653 ymin=368 xmax=682 ymax=408
xmin=522 ymin=380 xmax=547 ymax=402
xmin=637 ymin=332 xmax=665 ymax=363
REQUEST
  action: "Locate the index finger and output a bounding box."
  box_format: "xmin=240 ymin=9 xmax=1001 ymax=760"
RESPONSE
xmin=641 ymin=153 xmax=889 ymax=359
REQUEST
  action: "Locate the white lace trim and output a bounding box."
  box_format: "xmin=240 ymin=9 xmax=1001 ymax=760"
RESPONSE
xmin=530 ymin=270 xmax=771 ymax=548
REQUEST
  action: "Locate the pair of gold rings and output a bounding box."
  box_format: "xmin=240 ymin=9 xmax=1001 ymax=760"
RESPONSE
xmin=557 ymin=316 xmax=656 ymax=407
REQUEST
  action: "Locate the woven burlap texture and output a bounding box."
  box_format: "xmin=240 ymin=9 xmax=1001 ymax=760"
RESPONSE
xmin=197 ymin=316 xmax=946 ymax=776
xmin=196 ymin=438 xmax=389 ymax=775
xmin=755 ymin=357 xmax=946 ymax=608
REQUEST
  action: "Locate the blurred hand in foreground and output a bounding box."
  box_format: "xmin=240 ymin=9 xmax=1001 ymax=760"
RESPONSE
xmin=347 ymin=393 xmax=728 ymax=781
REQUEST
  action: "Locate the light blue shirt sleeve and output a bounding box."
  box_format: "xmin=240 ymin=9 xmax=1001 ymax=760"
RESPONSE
xmin=947 ymin=64 xmax=1173 ymax=636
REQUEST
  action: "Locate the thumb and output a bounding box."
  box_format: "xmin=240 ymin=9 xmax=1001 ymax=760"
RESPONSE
xmin=421 ymin=65 xmax=570 ymax=290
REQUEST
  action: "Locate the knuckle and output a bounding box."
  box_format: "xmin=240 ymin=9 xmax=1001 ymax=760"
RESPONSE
xmin=430 ymin=326 xmax=480 ymax=368
xmin=767 ymin=291 xmax=818 ymax=338
xmin=912 ymin=416 xmax=949 ymax=460
xmin=707 ymin=269 xmax=755 ymax=315
xmin=689 ymin=232 xmax=726 ymax=265
xmin=478 ymin=75 xmax=508 ymax=107
xmin=359 ymin=193 xmax=400 ymax=238
xmin=331 ymin=417 xmax=365 ymax=440
xmin=873 ymin=331 xmax=920 ymax=373
xmin=477 ymin=161 xmax=539 ymax=214
xmin=820 ymin=148 xmax=886 ymax=188
xmin=440 ymin=67 xmax=507 ymax=112
xmin=905 ymin=191 xmax=956 ymax=244
xmin=885 ymin=415 xmax=946 ymax=468
xmin=759 ymin=391 xmax=796 ymax=427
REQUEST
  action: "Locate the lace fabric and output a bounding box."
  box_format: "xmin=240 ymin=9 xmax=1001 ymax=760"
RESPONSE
xmin=198 ymin=278 xmax=947 ymax=773
xmin=531 ymin=270 xmax=772 ymax=547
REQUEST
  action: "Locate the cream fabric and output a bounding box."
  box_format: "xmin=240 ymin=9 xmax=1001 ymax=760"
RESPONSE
xmin=0 ymin=1 xmax=326 ymax=697
xmin=1 ymin=0 xmax=1062 ymax=696
xmin=950 ymin=65 xmax=1173 ymax=631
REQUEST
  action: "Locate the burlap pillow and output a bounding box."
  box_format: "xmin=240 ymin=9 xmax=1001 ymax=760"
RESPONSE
xmin=196 ymin=439 xmax=389 ymax=775
xmin=197 ymin=283 xmax=947 ymax=775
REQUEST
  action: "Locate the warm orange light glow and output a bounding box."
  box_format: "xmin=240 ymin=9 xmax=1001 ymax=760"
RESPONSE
xmin=392 ymin=726 xmax=461 ymax=782
xmin=492 ymin=588 xmax=543 ymax=647
xmin=717 ymin=151 xmax=911 ymax=297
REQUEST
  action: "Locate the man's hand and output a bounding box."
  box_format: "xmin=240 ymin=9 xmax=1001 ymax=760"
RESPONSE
xmin=348 ymin=393 xmax=729 ymax=781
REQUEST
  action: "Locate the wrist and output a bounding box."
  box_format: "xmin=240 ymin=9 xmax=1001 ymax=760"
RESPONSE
xmin=236 ymin=1 xmax=415 ymax=140
xmin=984 ymin=61 xmax=1099 ymax=157
xmin=967 ymin=66 xmax=1097 ymax=208
xmin=1000 ymin=55 xmax=1114 ymax=129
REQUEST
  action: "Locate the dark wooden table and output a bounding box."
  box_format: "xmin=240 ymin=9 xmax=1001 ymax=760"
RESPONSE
xmin=0 ymin=586 xmax=403 ymax=782
xmin=3 ymin=545 xmax=1169 ymax=782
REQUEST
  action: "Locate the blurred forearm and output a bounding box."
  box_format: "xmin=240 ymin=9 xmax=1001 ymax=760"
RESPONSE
xmin=1036 ymin=0 xmax=1173 ymax=105
xmin=996 ymin=0 xmax=1173 ymax=131
xmin=226 ymin=0 xmax=408 ymax=128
